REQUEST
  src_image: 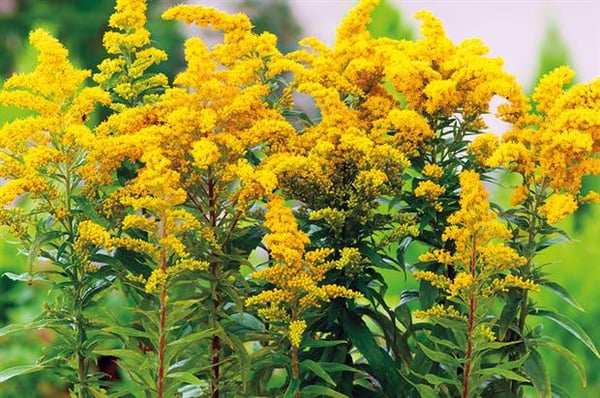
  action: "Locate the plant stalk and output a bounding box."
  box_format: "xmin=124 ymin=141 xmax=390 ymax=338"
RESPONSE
xmin=207 ymin=168 xmax=221 ymax=398
xmin=157 ymin=219 xmax=168 ymax=398
xmin=462 ymin=235 xmax=477 ymax=398
xmin=291 ymin=344 xmax=300 ymax=398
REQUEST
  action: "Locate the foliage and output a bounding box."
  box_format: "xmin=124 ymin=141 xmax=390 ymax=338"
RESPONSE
xmin=0 ymin=1 xmax=598 ymax=397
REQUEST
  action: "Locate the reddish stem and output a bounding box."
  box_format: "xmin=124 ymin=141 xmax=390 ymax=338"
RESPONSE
xmin=291 ymin=344 xmax=300 ymax=398
xmin=462 ymin=235 xmax=477 ymax=398
xmin=207 ymin=169 xmax=220 ymax=398
xmin=157 ymin=219 xmax=168 ymax=398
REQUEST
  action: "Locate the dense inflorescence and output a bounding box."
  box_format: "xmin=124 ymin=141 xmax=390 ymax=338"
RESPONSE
xmin=0 ymin=1 xmax=598 ymax=397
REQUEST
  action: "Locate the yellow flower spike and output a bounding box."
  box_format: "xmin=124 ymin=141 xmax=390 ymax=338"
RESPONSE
xmin=414 ymin=304 xmax=466 ymax=321
xmin=376 ymin=109 xmax=435 ymax=154
xmin=580 ymin=191 xmax=600 ymax=204
xmin=97 ymin=0 xmax=167 ymax=107
xmin=169 ymin=259 xmax=210 ymax=275
xmin=447 ymin=272 xmax=475 ymax=298
xmin=422 ymin=164 xmax=444 ymax=179
xmin=263 ymin=195 xmax=310 ymax=267
xmin=510 ymin=185 xmax=530 ymax=206
xmin=469 ymin=133 xmax=500 ymax=165
xmin=423 ymin=79 xmax=459 ymax=116
xmin=413 ymin=271 xmax=451 ymax=289
xmin=245 ymin=289 xmax=293 ymax=308
xmin=289 ymin=320 xmax=307 ymax=348
xmin=145 ymin=268 xmax=168 ymax=293
xmin=414 ymin=180 xmax=446 ymax=202
xmin=77 ymin=221 xmax=114 ymax=250
xmin=532 ymin=66 xmax=575 ymax=116
xmin=3 ymin=29 xmax=89 ymax=101
xmin=103 ymin=0 xmax=151 ymax=54
xmin=335 ymin=0 xmax=378 ymax=45
xmin=162 ymin=5 xmax=252 ymax=38
xmin=258 ymin=306 xmax=290 ymax=323
xmin=191 ymin=139 xmax=221 ymax=170
xmin=539 ymin=193 xmax=578 ymax=224
xmin=493 ymin=274 xmax=539 ymax=293
xmin=475 ymin=325 xmax=496 ymax=342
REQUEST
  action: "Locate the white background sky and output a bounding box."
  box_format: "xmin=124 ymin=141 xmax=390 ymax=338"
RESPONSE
xmin=197 ymin=0 xmax=600 ymax=89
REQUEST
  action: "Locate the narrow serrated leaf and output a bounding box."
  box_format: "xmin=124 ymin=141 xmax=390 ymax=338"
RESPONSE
xmin=536 ymin=340 xmax=586 ymax=387
xmin=540 ymin=281 xmax=584 ymax=312
xmin=523 ymin=348 xmax=551 ymax=398
xmin=474 ymin=367 xmax=529 ymax=382
xmin=166 ymin=371 xmax=203 ymax=385
xmin=0 ymin=364 xmax=46 ymax=383
xmin=530 ymin=308 xmax=599 ymax=358
xmin=418 ymin=342 xmax=460 ymax=365
xmin=300 ymin=359 xmax=336 ymax=386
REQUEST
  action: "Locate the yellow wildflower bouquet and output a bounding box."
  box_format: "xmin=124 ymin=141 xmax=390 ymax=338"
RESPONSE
xmin=0 ymin=1 xmax=597 ymax=397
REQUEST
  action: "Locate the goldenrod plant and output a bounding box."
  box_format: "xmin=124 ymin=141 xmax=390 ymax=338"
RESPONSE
xmin=0 ymin=1 xmax=598 ymax=397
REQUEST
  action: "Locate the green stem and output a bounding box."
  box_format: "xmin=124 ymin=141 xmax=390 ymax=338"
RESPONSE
xmin=157 ymin=283 xmax=167 ymax=398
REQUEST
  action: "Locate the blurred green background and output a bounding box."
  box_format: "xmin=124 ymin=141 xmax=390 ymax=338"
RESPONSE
xmin=1 ymin=0 xmax=597 ymax=396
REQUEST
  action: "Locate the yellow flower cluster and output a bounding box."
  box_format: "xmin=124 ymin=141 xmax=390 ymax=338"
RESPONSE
xmin=489 ymin=67 xmax=600 ymax=224
xmin=0 ymin=29 xmax=110 ymax=217
xmin=95 ymin=0 xmax=168 ymax=108
xmin=414 ymin=180 xmax=446 ymax=211
xmin=383 ymin=10 xmax=527 ymax=125
xmin=77 ymin=221 xmax=114 ymax=250
xmin=414 ymin=304 xmax=466 ymax=321
xmin=417 ymin=171 xmax=530 ymax=301
xmin=491 ymin=274 xmax=539 ymax=293
xmin=288 ymin=320 xmax=307 ymax=348
xmin=246 ymin=195 xmax=361 ymax=346
xmin=413 ymin=270 xmax=450 ymax=289
xmin=422 ymin=164 xmax=444 ymax=179
xmin=144 ymin=259 xmax=209 ymax=293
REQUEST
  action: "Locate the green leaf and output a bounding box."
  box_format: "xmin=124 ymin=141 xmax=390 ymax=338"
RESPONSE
xmin=421 ymin=373 xmax=461 ymax=388
xmin=341 ymin=310 xmax=407 ymax=398
xmin=394 ymin=303 xmax=412 ymax=329
xmin=530 ymin=308 xmax=599 ymax=358
xmin=0 ymin=320 xmax=47 ymax=338
xmin=167 ymin=329 xmax=215 ymax=347
xmin=523 ymin=348 xmax=551 ymax=398
xmin=318 ymin=362 xmax=363 ymax=375
xmin=417 ymin=342 xmax=460 ymax=365
xmin=536 ymin=340 xmax=586 ymax=388
xmin=473 ymin=367 xmax=529 ymax=382
xmin=301 ymin=384 xmax=348 ymax=398
xmin=304 ymin=339 xmax=348 ymax=349
xmin=283 ymin=377 xmax=300 ymax=398
xmin=82 ymin=275 xmax=116 ymax=305
xmin=0 ymin=364 xmax=46 ymax=383
xmin=540 ymin=281 xmax=584 ymax=312
xmin=300 ymin=359 xmax=336 ymax=386
xmin=166 ymin=371 xmax=204 ymax=385
xmin=550 ymin=383 xmax=573 ymax=398
xmin=498 ymin=295 xmax=520 ymax=340
xmin=2 ymin=271 xmax=49 ymax=283
xmin=414 ymin=383 xmax=437 ymax=398
xmin=72 ymin=196 xmax=110 ymax=228
xmin=26 ymin=229 xmax=65 ymax=274
xmin=102 ymin=326 xmax=151 ymax=340
xmin=93 ymin=349 xmax=147 ymax=364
